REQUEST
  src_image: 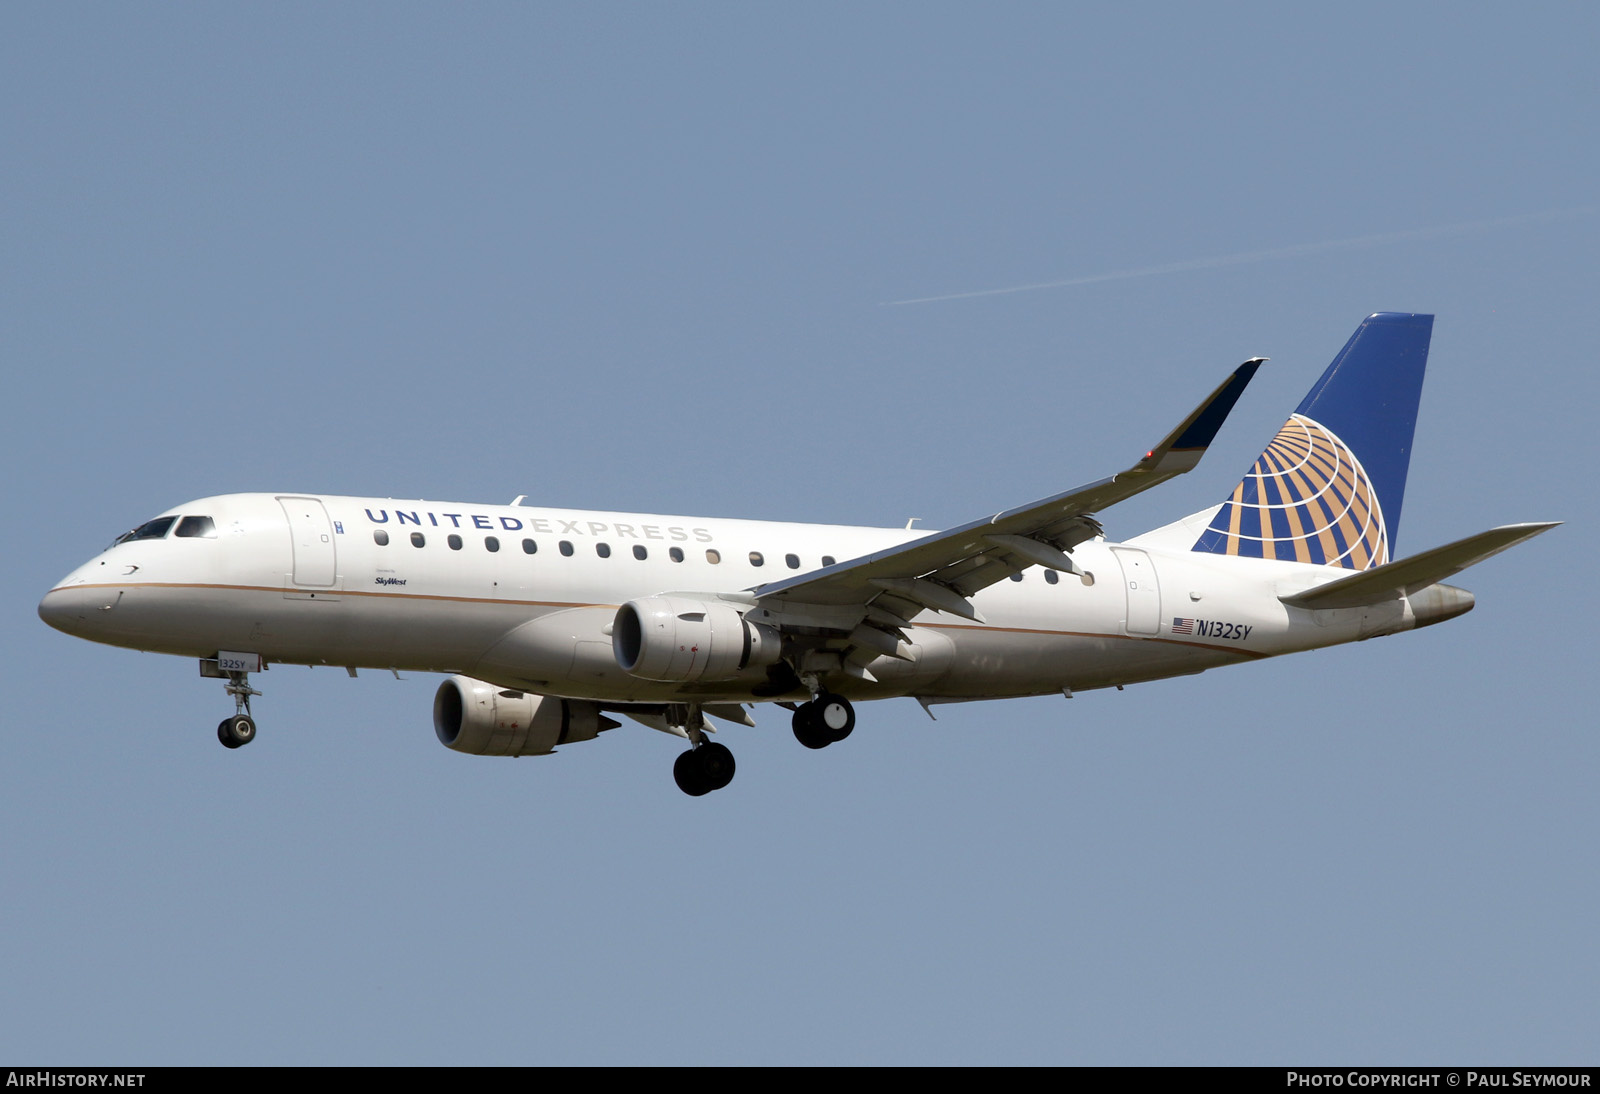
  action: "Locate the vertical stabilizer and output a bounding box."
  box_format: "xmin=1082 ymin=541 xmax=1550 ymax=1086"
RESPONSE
xmin=1191 ymin=312 xmax=1432 ymax=569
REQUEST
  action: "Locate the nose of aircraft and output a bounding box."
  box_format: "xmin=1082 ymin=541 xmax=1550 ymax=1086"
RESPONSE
xmin=38 ymin=583 xmax=103 ymax=638
xmin=39 ymin=586 xmax=81 ymax=634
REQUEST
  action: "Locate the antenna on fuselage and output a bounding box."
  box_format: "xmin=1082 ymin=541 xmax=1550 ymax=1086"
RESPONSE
xmin=510 ymin=495 xmax=526 ymax=506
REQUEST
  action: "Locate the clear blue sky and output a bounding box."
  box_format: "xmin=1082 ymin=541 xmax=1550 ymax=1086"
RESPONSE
xmin=4 ymin=4 xmax=1595 ymax=1064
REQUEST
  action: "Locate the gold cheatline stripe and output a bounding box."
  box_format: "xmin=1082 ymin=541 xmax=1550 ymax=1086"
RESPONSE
xmin=927 ymin=621 xmax=1268 ymax=658
xmin=50 ymin=581 xmax=604 ymax=611
xmin=54 ymin=583 xmax=1271 ymax=659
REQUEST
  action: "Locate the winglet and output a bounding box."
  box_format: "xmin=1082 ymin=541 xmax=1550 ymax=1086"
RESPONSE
xmin=750 ymin=352 xmax=1269 ymax=615
xmin=1134 ymin=357 xmax=1266 ymax=475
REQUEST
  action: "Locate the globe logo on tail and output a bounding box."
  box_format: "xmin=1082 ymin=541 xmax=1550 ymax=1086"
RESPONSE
xmin=1194 ymin=414 xmax=1389 ymax=569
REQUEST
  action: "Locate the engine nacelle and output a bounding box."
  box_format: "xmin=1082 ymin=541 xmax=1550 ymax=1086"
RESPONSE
xmin=433 ymin=675 xmax=612 ymax=756
xmin=612 ymin=596 xmax=782 ymax=682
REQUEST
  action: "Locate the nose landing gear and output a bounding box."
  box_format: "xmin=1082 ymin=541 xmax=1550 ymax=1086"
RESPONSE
xmin=214 ymin=664 xmax=261 ymax=750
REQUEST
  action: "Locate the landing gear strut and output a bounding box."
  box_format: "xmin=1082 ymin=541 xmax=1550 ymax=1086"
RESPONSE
xmin=670 ymin=703 xmax=736 ymax=796
xmin=216 ymin=669 xmax=260 ymax=750
xmin=792 ymin=691 xmax=855 ymax=749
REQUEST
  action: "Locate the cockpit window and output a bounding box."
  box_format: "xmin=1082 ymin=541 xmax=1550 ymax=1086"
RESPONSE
xmin=174 ymin=515 xmax=216 ymax=539
xmin=114 ymin=516 xmax=176 ymax=545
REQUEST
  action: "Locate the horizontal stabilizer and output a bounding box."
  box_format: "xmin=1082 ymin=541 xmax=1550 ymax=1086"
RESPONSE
xmin=1280 ymin=522 xmax=1559 ymax=610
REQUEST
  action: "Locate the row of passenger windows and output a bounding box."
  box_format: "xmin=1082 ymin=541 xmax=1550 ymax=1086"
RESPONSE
xmin=371 ymin=528 xmax=837 ymax=568
xmin=367 ymin=528 xmax=1077 ymax=582
xmin=113 ymin=516 xmax=1069 ymax=583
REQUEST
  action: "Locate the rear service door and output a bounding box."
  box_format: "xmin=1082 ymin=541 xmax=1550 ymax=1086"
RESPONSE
xmin=1110 ymin=546 xmax=1161 ymax=636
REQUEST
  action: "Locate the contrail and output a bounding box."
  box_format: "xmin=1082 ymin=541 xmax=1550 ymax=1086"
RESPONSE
xmin=880 ymin=206 xmax=1596 ymax=306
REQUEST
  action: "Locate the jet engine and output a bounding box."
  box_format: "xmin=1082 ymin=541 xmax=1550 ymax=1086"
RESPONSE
xmin=433 ymin=675 xmax=615 ymax=756
xmin=612 ymin=596 xmax=782 ymax=682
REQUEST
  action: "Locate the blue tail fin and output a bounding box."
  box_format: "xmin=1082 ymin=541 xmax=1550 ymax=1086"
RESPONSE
xmin=1191 ymin=312 xmax=1433 ymax=569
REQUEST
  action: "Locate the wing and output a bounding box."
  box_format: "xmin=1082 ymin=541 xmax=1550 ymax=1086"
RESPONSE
xmin=746 ymin=358 xmax=1265 ymax=676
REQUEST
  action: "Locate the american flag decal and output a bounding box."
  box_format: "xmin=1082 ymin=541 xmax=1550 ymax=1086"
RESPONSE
xmin=1171 ymin=618 xmax=1195 ymax=635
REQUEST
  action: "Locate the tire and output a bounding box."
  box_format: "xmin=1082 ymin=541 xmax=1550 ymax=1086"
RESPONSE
xmin=674 ymin=749 xmax=712 ymax=796
xmin=791 ymin=703 xmax=833 ymax=750
xmin=220 ymin=714 xmax=256 ymax=748
xmin=696 ymin=742 xmax=736 ymax=791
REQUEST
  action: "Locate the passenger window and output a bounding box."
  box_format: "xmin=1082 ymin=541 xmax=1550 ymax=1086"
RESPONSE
xmin=448 ymin=534 xmax=463 ymax=550
xmin=633 ymin=545 xmax=648 ymax=560
xmin=1009 ymin=572 xmax=1024 ymax=582
xmin=596 ymin=543 xmax=611 ymax=558
xmin=785 ymin=553 xmax=800 ymax=569
xmin=485 ymin=536 xmax=500 ymax=553
xmin=175 ymin=516 xmax=216 ymax=539
xmin=411 ymin=532 xmax=426 ymax=547
xmin=669 ymin=547 xmax=684 ymax=563
xmin=373 ymin=530 xmax=390 ymax=546
xmin=706 ymin=549 xmax=721 ymax=564
xmin=522 ymin=538 xmax=537 ymax=555
xmin=1044 ymin=570 xmax=1060 ymax=585
xmin=559 ymin=541 xmax=574 ymax=557
xmin=822 ymin=555 xmax=836 ymax=567
xmin=749 ymin=552 xmax=764 ymax=567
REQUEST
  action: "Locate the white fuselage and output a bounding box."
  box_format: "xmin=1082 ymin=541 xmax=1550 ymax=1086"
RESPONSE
xmin=39 ymin=492 xmax=1422 ymax=706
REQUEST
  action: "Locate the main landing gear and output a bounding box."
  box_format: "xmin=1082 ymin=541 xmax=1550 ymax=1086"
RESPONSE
xmin=669 ymin=688 xmax=857 ymax=795
xmin=216 ymin=668 xmax=261 ymax=750
xmin=674 ymin=742 xmax=736 ymax=797
xmin=671 ymin=703 xmax=736 ymax=797
xmin=791 ymin=691 xmax=855 ymax=750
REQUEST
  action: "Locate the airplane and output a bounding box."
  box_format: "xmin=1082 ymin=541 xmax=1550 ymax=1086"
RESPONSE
xmin=38 ymin=313 xmax=1556 ymax=796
